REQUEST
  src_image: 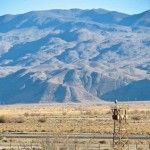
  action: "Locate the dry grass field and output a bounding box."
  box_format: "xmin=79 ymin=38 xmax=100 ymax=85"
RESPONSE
xmin=0 ymin=102 xmax=149 ymax=149
xmin=0 ymin=102 xmax=149 ymax=134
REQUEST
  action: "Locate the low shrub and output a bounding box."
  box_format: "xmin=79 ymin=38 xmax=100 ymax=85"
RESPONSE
xmin=14 ymin=117 xmax=25 ymax=123
xmin=24 ymin=112 xmax=29 ymax=117
xmin=0 ymin=116 xmax=25 ymax=123
xmin=131 ymin=116 xmax=141 ymax=120
xmin=38 ymin=117 xmax=47 ymax=123
xmin=62 ymin=112 xmax=67 ymax=116
xmin=7 ymin=117 xmax=25 ymax=123
xmin=0 ymin=116 xmax=7 ymax=123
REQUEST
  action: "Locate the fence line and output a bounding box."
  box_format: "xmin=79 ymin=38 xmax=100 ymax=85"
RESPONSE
xmin=0 ymin=142 xmax=149 ymax=150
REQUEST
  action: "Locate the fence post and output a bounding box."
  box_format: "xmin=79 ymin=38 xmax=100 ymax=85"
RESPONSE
xmin=74 ymin=142 xmax=76 ymax=150
xmin=87 ymin=143 xmax=89 ymax=149
xmin=136 ymin=144 xmax=138 ymax=150
xmin=99 ymin=143 xmax=101 ymax=150
xmin=30 ymin=142 xmax=32 ymax=149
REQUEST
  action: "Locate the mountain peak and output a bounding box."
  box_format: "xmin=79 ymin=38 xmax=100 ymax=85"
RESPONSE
xmin=119 ymin=9 xmax=150 ymax=27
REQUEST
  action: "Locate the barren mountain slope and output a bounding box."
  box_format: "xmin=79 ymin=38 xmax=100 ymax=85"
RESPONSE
xmin=0 ymin=9 xmax=150 ymax=104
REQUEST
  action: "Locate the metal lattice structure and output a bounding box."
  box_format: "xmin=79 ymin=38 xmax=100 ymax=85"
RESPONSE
xmin=111 ymin=104 xmax=129 ymax=148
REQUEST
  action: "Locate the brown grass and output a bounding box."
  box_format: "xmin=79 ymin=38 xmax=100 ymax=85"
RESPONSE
xmin=0 ymin=102 xmax=149 ymax=136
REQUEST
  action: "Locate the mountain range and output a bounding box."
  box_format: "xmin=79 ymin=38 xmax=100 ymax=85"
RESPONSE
xmin=0 ymin=8 xmax=150 ymax=104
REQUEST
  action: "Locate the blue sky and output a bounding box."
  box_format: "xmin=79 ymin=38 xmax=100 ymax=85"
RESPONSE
xmin=0 ymin=0 xmax=150 ymax=16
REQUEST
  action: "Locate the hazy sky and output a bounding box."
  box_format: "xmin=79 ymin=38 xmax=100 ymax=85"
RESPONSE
xmin=0 ymin=0 xmax=150 ymax=16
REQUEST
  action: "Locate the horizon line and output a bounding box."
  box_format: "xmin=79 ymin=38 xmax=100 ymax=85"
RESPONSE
xmin=0 ymin=8 xmax=149 ymax=17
